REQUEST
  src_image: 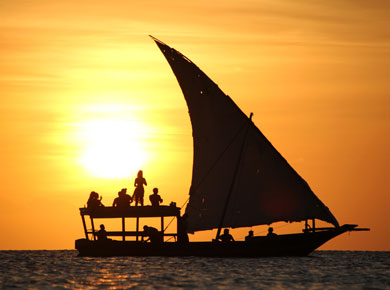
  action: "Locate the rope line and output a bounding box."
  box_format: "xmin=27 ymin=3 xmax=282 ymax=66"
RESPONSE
xmin=163 ymin=197 xmax=190 ymax=232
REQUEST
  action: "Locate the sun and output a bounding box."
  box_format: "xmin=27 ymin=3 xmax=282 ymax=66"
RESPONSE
xmin=80 ymin=119 xmax=148 ymax=179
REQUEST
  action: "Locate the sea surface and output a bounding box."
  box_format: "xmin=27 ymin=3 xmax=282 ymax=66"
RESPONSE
xmin=0 ymin=250 xmax=388 ymax=290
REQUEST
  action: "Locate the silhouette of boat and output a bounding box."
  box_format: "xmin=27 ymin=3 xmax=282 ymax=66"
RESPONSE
xmin=75 ymin=36 xmax=369 ymax=257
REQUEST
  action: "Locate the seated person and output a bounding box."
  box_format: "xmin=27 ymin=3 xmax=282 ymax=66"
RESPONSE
xmin=218 ymin=228 xmax=235 ymax=243
xmin=149 ymin=188 xmax=163 ymax=207
xmin=142 ymin=226 xmax=163 ymax=243
xmin=245 ymin=230 xmax=254 ymax=242
xmin=87 ymin=191 xmax=104 ymax=209
xmin=267 ymin=227 xmax=277 ymax=237
xmin=121 ymin=188 xmax=132 ymax=205
xmin=96 ymin=224 xmax=108 ymax=241
xmin=113 ymin=188 xmax=132 ymax=208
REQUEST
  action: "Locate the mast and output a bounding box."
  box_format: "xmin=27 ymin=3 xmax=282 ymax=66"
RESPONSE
xmin=216 ymin=113 xmax=253 ymax=239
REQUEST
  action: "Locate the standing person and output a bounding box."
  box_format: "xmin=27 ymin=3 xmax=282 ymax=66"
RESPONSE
xmin=149 ymin=188 xmax=163 ymax=207
xmin=133 ymin=170 xmax=147 ymax=206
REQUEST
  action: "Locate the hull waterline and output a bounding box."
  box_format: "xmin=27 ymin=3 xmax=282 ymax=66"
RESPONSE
xmin=75 ymin=224 xmax=355 ymax=257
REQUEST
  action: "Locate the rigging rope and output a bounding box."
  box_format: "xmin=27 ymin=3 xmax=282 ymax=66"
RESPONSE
xmin=163 ymin=197 xmax=190 ymax=232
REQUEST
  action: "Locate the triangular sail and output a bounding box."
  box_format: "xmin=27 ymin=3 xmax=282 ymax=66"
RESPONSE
xmin=152 ymin=36 xmax=339 ymax=233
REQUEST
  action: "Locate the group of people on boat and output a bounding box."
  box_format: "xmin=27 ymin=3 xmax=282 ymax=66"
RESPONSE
xmin=243 ymin=227 xmax=277 ymax=242
xmin=88 ymin=170 xmax=278 ymax=244
xmin=216 ymin=227 xmax=277 ymax=243
xmin=95 ymin=224 xmax=169 ymax=244
xmin=95 ymin=223 xmax=277 ymax=243
xmin=213 ymin=227 xmax=277 ymax=243
xmin=87 ymin=170 xmax=164 ymax=209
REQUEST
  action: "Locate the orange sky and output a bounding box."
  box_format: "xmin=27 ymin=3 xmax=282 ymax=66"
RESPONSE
xmin=0 ymin=1 xmax=388 ymax=250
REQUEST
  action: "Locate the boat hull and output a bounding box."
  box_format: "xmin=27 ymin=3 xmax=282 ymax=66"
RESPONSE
xmin=75 ymin=225 xmax=353 ymax=257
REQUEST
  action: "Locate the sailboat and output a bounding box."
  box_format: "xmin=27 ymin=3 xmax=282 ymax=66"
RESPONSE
xmin=75 ymin=36 xmax=368 ymax=257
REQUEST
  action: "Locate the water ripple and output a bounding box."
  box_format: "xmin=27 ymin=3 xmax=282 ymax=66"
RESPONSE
xmin=0 ymin=251 xmax=388 ymax=289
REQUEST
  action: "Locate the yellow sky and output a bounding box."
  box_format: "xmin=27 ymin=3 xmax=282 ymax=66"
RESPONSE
xmin=0 ymin=0 xmax=388 ymax=250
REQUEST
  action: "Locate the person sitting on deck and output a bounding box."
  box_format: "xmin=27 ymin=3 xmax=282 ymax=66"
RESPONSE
xmin=245 ymin=230 xmax=254 ymax=242
xmin=96 ymin=224 xmax=108 ymax=241
xmin=87 ymin=191 xmax=104 ymax=209
xmin=267 ymin=227 xmax=277 ymax=237
xmin=112 ymin=188 xmax=132 ymax=208
xmin=149 ymin=188 xmax=163 ymax=207
xmin=142 ymin=226 xmax=163 ymax=243
xmin=218 ymin=229 xmax=235 ymax=243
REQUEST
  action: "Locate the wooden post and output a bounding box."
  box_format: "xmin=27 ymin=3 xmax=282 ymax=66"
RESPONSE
xmin=81 ymin=214 xmax=88 ymax=240
xmin=312 ymin=218 xmax=316 ymax=232
xmin=136 ymin=217 xmax=139 ymax=242
xmin=161 ymin=216 xmax=164 ymax=242
xmin=90 ymin=217 xmax=96 ymax=241
xmin=122 ymin=217 xmax=126 ymax=241
xmin=176 ymin=214 xmax=179 ymax=242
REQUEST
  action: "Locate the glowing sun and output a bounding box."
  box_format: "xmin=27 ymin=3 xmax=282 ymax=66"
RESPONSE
xmin=80 ymin=119 xmax=148 ymax=179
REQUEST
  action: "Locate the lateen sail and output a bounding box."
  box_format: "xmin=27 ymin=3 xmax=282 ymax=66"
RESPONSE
xmin=152 ymin=36 xmax=339 ymax=233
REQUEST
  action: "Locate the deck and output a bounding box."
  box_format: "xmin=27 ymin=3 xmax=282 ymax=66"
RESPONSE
xmin=80 ymin=205 xmax=181 ymax=218
xmin=79 ymin=205 xmax=181 ymax=242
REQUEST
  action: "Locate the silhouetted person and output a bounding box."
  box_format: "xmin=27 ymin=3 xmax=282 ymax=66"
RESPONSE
xmin=112 ymin=191 xmax=122 ymax=207
xmin=87 ymin=191 xmax=104 ymax=209
xmin=142 ymin=226 xmax=162 ymax=243
xmin=96 ymin=224 xmax=108 ymax=241
xmin=149 ymin=187 xmax=163 ymax=207
xmin=267 ymin=227 xmax=277 ymax=237
xmin=218 ymin=229 xmax=235 ymax=243
xmin=113 ymin=188 xmax=132 ymax=208
xmin=245 ymin=230 xmax=254 ymax=242
xmin=133 ymin=170 xmax=147 ymax=206
xmin=122 ymin=188 xmax=132 ymax=205
xmin=177 ymin=213 xmax=189 ymax=243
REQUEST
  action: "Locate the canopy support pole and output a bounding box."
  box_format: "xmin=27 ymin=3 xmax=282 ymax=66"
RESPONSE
xmin=90 ymin=217 xmax=96 ymax=241
xmin=161 ymin=217 xmax=164 ymax=242
xmin=136 ymin=217 xmax=139 ymax=242
xmin=122 ymin=217 xmax=126 ymax=241
xmin=81 ymin=213 xmax=88 ymax=240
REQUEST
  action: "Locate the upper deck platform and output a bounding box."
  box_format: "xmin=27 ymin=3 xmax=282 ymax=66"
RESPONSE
xmin=80 ymin=205 xmax=181 ymax=218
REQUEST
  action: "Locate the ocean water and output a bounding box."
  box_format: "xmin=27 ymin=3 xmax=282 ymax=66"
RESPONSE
xmin=0 ymin=251 xmax=388 ymax=290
